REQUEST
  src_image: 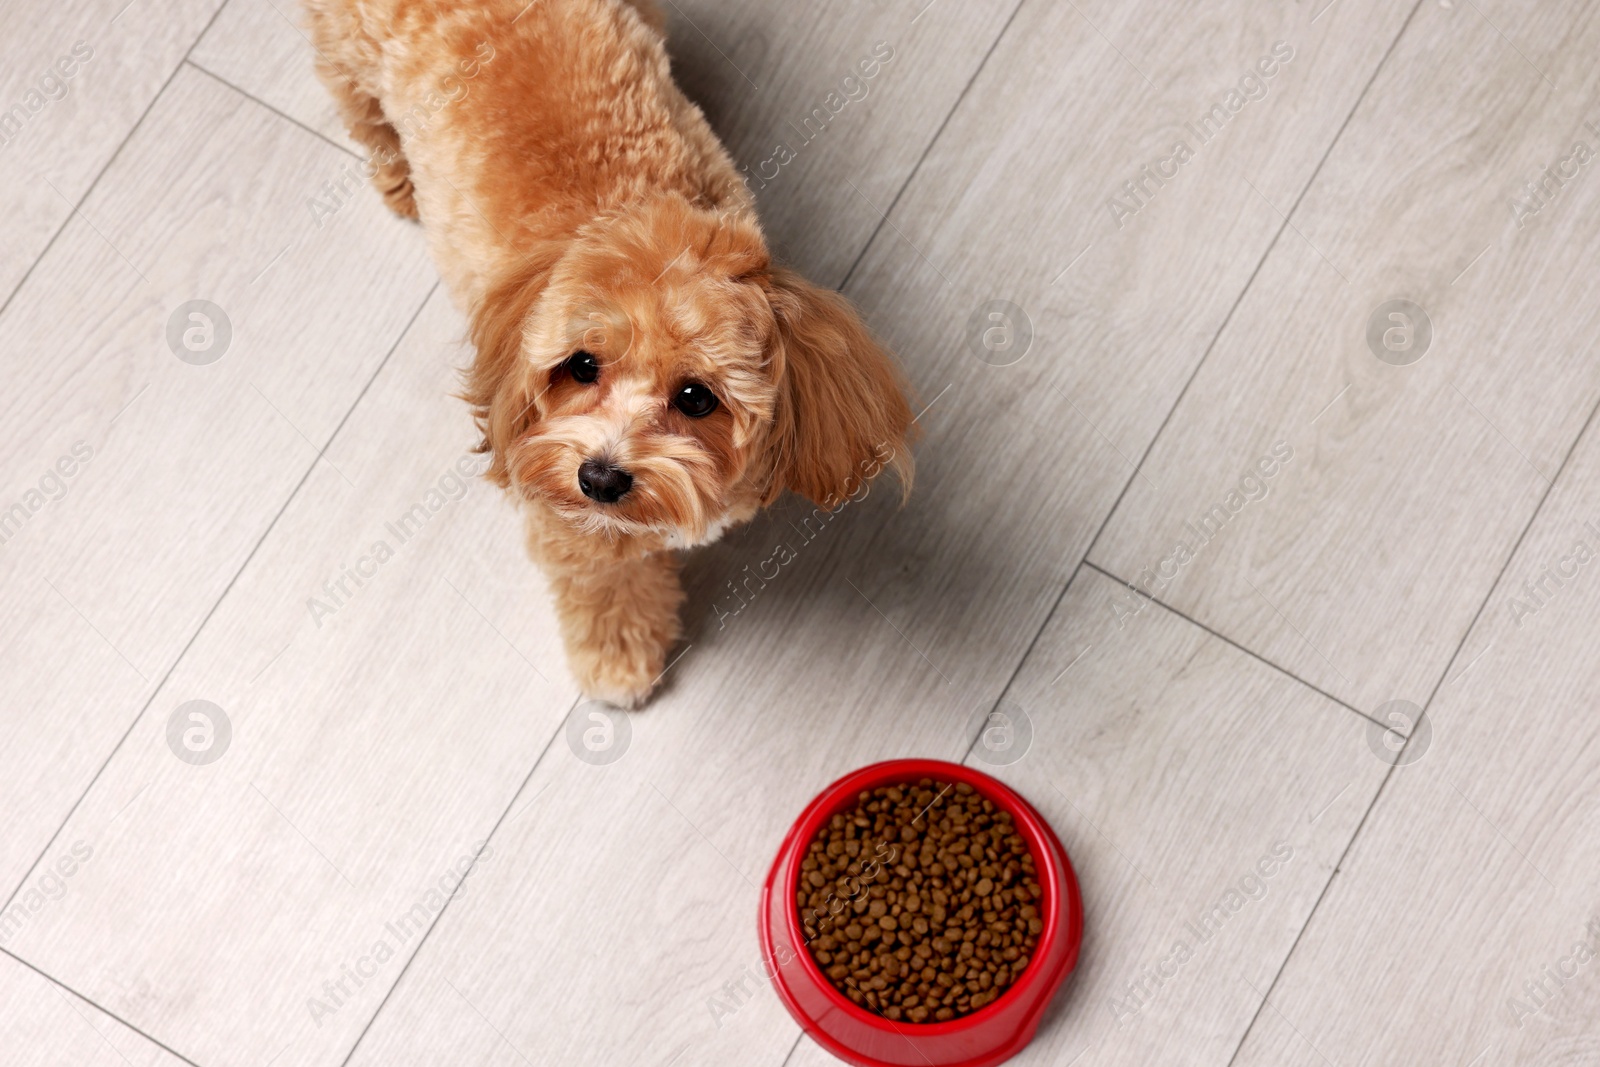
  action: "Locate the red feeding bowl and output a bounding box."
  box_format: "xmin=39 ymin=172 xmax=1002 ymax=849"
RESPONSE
xmin=761 ymin=759 xmax=1082 ymax=1067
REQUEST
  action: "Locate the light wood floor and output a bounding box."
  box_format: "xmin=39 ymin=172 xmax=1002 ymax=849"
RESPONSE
xmin=3 ymin=0 xmax=1598 ymax=1064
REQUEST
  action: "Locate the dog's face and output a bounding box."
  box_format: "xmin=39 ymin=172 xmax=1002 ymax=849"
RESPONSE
xmin=465 ymin=199 xmax=914 ymax=542
xmin=505 ymin=215 xmax=781 ymax=539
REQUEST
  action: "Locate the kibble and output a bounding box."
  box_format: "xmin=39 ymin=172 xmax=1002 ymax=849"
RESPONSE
xmin=796 ymin=779 xmax=1042 ymax=1023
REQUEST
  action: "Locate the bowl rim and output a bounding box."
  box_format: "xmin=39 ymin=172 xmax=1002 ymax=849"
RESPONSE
xmin=772 ymin=758 xmax=1079 ymax=1039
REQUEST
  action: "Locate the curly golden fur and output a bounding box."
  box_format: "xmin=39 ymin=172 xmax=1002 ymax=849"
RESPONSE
xmin=305 ymin=0 xmax=914 ymax=705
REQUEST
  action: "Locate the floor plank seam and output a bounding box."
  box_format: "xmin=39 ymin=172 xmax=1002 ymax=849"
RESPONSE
xmin=970 ymin=116 xmax=1361 ymax=788
xmin=1079 ymin=559 xmax=1385 ymax=731
xmin=833 ymin=0 xmax=1030 ymax=294
xmin=959 ymin=559 xmax=1089 ymax=767
xmin=1420 ymin=390 xmax=1600 ymax=700
xmin=743 ymin=0 xmax=1049 ymax=934
xmin=774 ymin=1025 xmax=806 ymax=1067
xmin=1074 ymin=173 xmax=1299 ymax=576
xmin=0 ymin=945 xmax=208 ymax=1067
xmin=183 ymin=57 xmax=363 ymax=163
xmin=1217 ymin=257 xmax=1600 ymax=1067
xmin=949 ymin=0 xmax=1440 ymax=788
xmin=336 ymin=692 xmax=583 ymax=1067
xmin=1081 ymin=0 xmax=1437 ymax=568
xmin=1218 ymin=755 xmax=1398 ymax=1067
xmin=0 ymin=282 xmax=439 ymax=917
xmin=1001 ymin=1 xmax=1453 ymax=1057
xmin=0 ymin=0 xmax=230 ymax=326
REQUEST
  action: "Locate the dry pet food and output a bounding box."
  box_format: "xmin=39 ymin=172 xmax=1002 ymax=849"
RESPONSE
xmin=796 ymin=779 xmax=1043 ymax=1022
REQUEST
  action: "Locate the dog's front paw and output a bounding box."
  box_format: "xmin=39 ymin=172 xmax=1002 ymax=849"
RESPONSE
xmin=574 ymin=654 xmax=661 ymax=709
xmin=568 ymin=623 xmax=676 ymax=709
xmin=544 ymin=543 xmax=686 ymax=711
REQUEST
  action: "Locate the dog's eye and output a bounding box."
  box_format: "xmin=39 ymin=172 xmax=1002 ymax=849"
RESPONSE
xmin=564 ymin=351 xmax=600 ymax=384
xmin=672 ymin=382 xmax=719 ymax=418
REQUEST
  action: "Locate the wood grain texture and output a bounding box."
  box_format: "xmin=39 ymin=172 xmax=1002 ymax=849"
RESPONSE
xmin=1230 ymin=383 xmax=1600 ymax=1067
xmin=0 ymin=951 xmax=188 ymax=1067
xmin=1090 ymin=0 xmax=1600 ymax=719
xmin=332 ymin=2 xmax=1418 ymax=1064
xmin=785 ymin=566 xmax=1389 ymax=1067
xmin=0 ymin=0 xmax=223 ymax=301
xmin=0 ymin=64 xmax=434 ymax=907
xmin=1 ymin=288 xmax=584 ymax=1066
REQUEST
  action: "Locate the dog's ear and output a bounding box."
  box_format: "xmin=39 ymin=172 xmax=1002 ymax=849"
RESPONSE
xmin=763 ymin=267 xmax=916 ymax=509
xmin=462 ymin=248 xmax=563 ymax=488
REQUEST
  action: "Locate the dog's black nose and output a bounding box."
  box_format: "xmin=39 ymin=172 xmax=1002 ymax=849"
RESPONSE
xmin=577 ymin=459 xmax=633 ymax=503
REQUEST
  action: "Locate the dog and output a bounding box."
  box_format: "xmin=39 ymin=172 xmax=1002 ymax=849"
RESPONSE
xmin=305 ymin=0 xmax=916 ymax=706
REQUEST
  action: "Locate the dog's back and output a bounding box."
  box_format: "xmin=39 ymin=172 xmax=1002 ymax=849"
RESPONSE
xmin=302 ymin=0 xmax=747 ymax=307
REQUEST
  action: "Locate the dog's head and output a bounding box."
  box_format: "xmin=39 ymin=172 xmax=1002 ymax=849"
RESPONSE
xmin=463 ymin=198 xmax=914 ymax=541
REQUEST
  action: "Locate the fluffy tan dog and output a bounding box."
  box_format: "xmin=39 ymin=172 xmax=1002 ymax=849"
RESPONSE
xmin=305 ymin=0 xmax=915 ymax=705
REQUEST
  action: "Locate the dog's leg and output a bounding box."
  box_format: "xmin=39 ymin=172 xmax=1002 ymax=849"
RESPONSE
xmin=300 ymin=0 xmax=417 ymax=220
xmin=550 ymin=553 xmax=684 ymax=707
xmin=313 ymin=64 xmax=417 ymax=220
xmin=543 ymin=544 xmax=684 ymax=708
